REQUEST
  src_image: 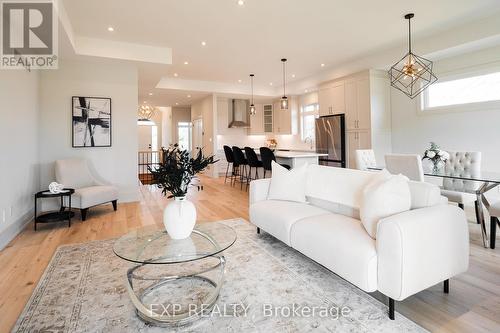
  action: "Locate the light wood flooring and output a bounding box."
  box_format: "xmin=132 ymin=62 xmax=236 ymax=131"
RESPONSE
xmin=0 ymin=175 xmax=499 ymax=332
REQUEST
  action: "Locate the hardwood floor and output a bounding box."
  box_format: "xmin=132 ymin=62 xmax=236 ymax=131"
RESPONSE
xmin=0 ymin=175 xmax=499 ymax=332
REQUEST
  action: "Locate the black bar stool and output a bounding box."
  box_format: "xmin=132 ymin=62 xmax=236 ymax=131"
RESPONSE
xmin=223 ymin=145 xmax=235 ymax=184
xmin=232 ymin=146 xmax=249 ymax=190
xmin=259 ymin=147 xmax=290 ymax=178
xmin=244 ymin=147 xmax=263 ymax=189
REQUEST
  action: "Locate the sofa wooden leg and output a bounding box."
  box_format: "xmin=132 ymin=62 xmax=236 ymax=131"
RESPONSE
xmin=112 ymin=200 xmax=117 ymax=211
xmin=81 ymin=208 xmax=88 ymax=221
xmin=444 ymin=279 xmax=449 ymax=293
xmin=257 ymin=227 xmax=260 ymax=234
xmin=388 ymin=298 xmax=395 ymax=320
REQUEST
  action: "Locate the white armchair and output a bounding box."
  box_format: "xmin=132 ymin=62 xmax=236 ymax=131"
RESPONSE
xmin=55 ymin=159 xmax=118 ymax=221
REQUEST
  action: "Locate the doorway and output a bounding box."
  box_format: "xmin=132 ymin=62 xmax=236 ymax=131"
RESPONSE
xmin=138 ymin=121 xmax=159 ymax=184
xmin=192 ymin=118 xmax=203 ymax=155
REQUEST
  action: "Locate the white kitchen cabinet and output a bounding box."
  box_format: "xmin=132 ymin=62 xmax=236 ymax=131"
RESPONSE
xmin=344 ymin=78 xmax=371 ymax=131
xmin=347 ymin=130 xmax=371 ymax=168
xmin=273 ymin=102 xmax=292 ymax=134
xmin=319 ymin=82 xmax=345 ymax=116
xmin=248 ymin=104 xmax=264 ymax=134
xmin=263 ymin=104 xmax=273 ymax=133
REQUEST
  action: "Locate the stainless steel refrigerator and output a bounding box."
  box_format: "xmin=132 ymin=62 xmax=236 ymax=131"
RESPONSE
xmin=315 ymin=114 xmax=346 ymax=167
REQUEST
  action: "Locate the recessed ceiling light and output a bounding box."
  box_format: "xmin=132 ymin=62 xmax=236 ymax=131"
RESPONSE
xmin=148 ymin=92 xmax=153 ymax=96
xmin=238 ymin=79 xmax=242 ymax=83
xmin=291 ymin=74 xmax=296 ymax=78
xmin=201 ymin=41 xmax=207 ymax=46
xmin=187 ymin=94 xmax=191 ymax=98
xmin=305 ymin=89 xmax=308 ymax=93
xmin=321 ymin=63 xmax=325 ymax=67
xmin=183 ymin=61 xmax=189 ymax=65
xmin=269 ymin=82 xmax=273 ymax=86
xmin=175 ymin=102 xmax=179 ymax=105
xmin=107 ymin=26 xmax=114 ymax=32
xmin=173 ymin=73 xmax=178 ymax=77
xmin=143 ymin=101 xmax=147 ymax=103
xmin=237 ymin=0 xmax=245 ymax=6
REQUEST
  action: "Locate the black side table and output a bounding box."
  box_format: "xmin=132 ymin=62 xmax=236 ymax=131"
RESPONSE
xmin=34 ymin=188 xmax=75 ymax=231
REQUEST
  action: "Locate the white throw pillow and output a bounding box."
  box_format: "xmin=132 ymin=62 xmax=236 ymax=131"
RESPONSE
xmin=267 ymin=161 xmax=308 ymax=203
xmin=360 ymin=169 xmax=411 ymax=239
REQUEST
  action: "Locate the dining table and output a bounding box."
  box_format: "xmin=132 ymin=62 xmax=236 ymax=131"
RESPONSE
xmin=369 ymin=166 xmax=500 ymax=249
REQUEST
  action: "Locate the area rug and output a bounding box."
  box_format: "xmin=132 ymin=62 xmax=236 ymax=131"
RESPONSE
xmin=12 ymin=219 xmax=427 ymax=332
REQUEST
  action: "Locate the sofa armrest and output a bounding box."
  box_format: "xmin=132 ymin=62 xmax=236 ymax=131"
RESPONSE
xmin=249 ymin=178 xmax=271 ymax=205
xmin=376 ymin=205 xmax=469 ymax=301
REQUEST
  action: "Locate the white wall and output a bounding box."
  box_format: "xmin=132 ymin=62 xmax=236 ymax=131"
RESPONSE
xmin=0 ymin=70 xmax=40 ymax=249
xmin=191 ymin=95 xmax=217 ymax=177
xmin=391 ymin=46 xmax=500 ymax=172
xmin=39 ymin=59 xmax=140 ymax=203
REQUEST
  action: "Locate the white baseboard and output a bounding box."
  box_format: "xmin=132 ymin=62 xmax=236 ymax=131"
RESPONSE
xmin=0 ymin=210 xmax=33 ymax=251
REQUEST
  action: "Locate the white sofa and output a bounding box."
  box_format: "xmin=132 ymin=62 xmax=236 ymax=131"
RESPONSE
xmin=249 ymin=165 xmax=469 ymax=319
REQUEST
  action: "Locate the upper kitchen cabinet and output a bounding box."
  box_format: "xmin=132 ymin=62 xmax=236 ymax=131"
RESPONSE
xmin=248 ymin=104 xmax=264 ymax=134
xmin=319 ymin=82 xmax=345 ymax=116
xmin=273 ymin=97 xmax=298 ymax=135
xmin=345 ymin=77 xmax=371 ymax=130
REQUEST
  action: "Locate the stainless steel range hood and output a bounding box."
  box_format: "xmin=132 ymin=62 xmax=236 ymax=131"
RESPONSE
xmin=228 ymin=99 xmax=250 ymax=128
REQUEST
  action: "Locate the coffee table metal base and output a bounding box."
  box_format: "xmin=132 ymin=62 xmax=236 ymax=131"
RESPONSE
xmin=125 ymin=255 xmax=226 ymax=327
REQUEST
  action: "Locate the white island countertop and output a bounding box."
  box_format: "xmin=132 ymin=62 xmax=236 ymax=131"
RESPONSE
xmin=272 ymin=151 xmax=327 ymax=158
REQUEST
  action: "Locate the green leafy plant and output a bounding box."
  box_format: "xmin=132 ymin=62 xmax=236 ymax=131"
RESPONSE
xmin=149 ymin=144 xmax=217 ymax=198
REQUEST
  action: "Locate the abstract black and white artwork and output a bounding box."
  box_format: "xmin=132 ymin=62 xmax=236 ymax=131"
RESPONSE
xmin=72 ymin=96 xmax=111 ymax=147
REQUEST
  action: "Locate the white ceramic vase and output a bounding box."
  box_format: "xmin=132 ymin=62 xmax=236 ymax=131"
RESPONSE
xmin=163 ymin=196 xmax=196 ymax=239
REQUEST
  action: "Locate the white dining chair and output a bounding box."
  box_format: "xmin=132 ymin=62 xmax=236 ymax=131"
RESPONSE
xmin=355 ymin=149 xmax=377 ymax=171
xmin=440 ymin=151 xmax=482 ymax=223
xmin=384 ymin=154 xmax=425 ymax=181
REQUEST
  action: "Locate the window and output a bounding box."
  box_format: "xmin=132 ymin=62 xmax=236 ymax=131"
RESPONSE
xmin=177 ymin=122 xmax=192 ymax=151
xmin=422 ymin=70 xmax=500 ymax=111
xmin=301 ymin=103 xmax=319 ymax=141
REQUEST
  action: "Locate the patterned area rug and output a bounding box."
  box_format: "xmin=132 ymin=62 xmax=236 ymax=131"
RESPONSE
xmin=12 ymin=219 xmax=426 ymax=332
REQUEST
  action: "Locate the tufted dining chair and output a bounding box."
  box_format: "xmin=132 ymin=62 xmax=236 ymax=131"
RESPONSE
xmin=440 ymin=151 xmax=482 ymax=223
xmin=355 ymin=149 xmax=377 ymax=171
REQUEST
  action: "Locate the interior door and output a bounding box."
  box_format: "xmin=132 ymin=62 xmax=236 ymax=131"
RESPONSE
xmin=192 ymin=118 xmax=203 ymax=155
xmin=138 ymin=125 xmax=153 ymax=151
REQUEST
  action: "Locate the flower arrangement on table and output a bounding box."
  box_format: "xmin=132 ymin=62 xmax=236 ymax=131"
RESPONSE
xmin=149 ymin=144 xmax=217 ymax=239
xmin=267 ymin=138 xmax=278 ymax=149
xmin=422 ymin=142 xmax=449 ymax=173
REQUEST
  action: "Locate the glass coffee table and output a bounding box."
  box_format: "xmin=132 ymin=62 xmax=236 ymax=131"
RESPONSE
xmin=113 ymin=223 xmax=236 ymax=327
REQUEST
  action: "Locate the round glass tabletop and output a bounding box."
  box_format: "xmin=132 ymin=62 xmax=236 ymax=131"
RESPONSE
xmin=113 ymin=223 xmax=237 ymax=264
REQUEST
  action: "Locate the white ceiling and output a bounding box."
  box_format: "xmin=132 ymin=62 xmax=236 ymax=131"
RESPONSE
xmin=61 ymin=0 xmax=500 ymax=107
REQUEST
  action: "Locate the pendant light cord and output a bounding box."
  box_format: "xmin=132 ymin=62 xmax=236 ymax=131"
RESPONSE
xmin=283 ymin=60 xmax=286 ymax=97
xmin=251 ymin=75 xmax=254 ymax=105
xmin=408 ymin=16 xmax=412 ymax=53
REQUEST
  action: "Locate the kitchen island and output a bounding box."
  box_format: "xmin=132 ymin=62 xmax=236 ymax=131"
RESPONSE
xmin=269 ymin=151 xmax=328 ymax=168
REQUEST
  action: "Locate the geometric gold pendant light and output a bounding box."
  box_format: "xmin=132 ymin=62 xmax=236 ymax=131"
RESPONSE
xmin=389 ymin=13 xmax=437 ymax=99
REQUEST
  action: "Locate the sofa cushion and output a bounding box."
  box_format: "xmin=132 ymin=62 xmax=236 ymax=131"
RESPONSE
xmin=360 ymin=169 xmax=411 ymax=239
xmin=267 ymin=161 xmax=308 ymax=203
xmin=290 ymin=214 xmax=378 ymax=292
xmin=71 ymin=186 xmax=118 ymax=209
xmin=249 ymin=200 xmax=329 ymax=245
